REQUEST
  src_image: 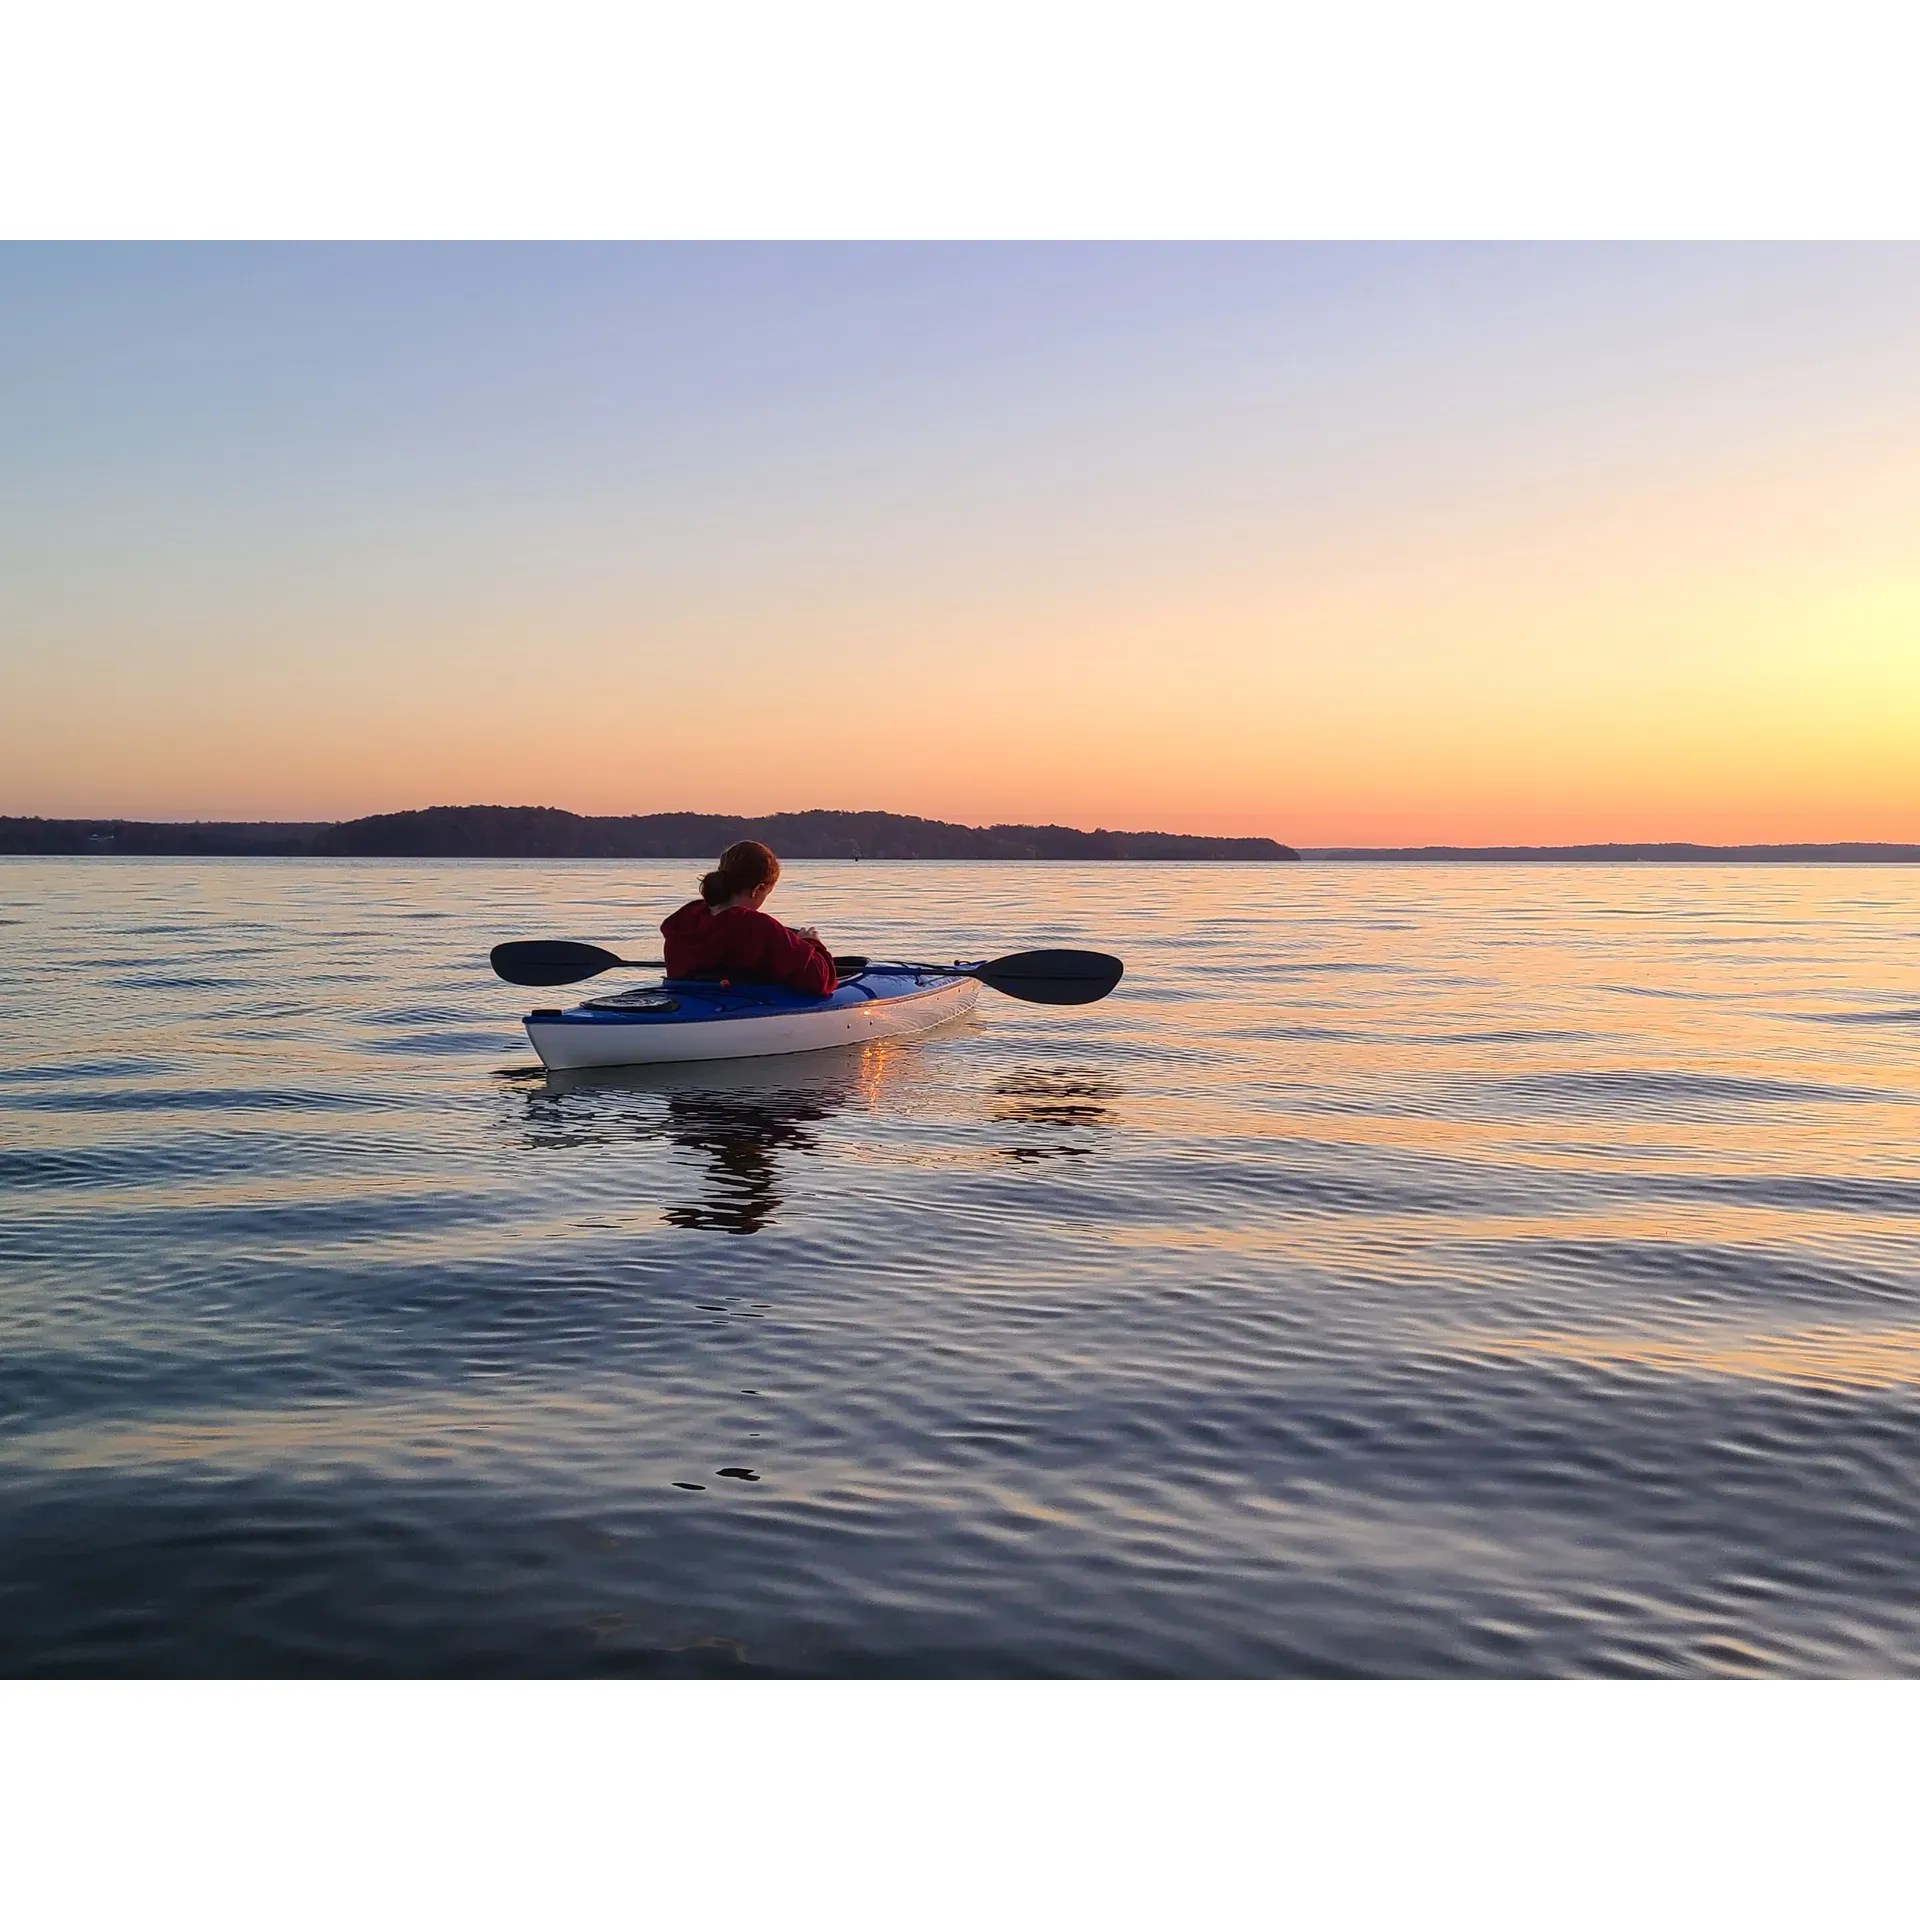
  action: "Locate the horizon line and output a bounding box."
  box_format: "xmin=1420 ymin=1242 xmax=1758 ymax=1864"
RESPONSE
xmin=7 ymin=808 xmax=1920 ymax=860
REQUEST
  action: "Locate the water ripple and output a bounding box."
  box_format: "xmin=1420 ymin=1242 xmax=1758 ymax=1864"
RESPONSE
xmin=3 ymin=857 xmax=1919 ymax=1674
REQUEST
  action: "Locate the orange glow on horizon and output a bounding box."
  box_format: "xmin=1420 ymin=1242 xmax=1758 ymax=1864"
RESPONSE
xmin=9 ymin=447 xmax=1914 ymax=845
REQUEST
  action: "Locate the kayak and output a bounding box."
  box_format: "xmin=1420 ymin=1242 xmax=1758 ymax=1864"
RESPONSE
xmin=523 ymin=966 xmax=980 ymax=1070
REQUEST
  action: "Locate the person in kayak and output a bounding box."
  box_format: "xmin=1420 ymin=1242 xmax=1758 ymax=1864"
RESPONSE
xmin=660 ymin=841 xmax=837 ymax=997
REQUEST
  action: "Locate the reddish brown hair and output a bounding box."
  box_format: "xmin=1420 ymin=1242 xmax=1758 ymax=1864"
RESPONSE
xmin=699 ymin=840 xmax=780 ymax=907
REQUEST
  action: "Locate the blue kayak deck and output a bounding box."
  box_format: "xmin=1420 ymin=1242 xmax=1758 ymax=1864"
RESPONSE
xmin=528 ymin=967 xmax=963 ymax=1027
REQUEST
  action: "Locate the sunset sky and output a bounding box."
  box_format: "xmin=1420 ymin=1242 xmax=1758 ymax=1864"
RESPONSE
xmin=3 ymin=243 xmax=1917 ymax=844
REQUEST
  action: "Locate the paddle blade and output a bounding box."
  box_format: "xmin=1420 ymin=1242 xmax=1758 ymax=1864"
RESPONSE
xmin=490 ymin=939 xmax=626 ymax=987
xmin=973 ymin=948 xmax=1124 ymax=1005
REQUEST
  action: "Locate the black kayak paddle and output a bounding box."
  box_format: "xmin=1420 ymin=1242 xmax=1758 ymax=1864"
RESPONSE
xmin=868 ymin=950 xmax=1124 ymax=1006
xmin=490 ymin=940 xmax=661 ymax=987
xmin=489 ymin=940 xmax=1123 ymax=1006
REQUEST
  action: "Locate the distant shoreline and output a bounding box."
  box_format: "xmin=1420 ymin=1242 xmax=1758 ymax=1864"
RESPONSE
xmin=0 ymin=806 xmax=1297 ymax=862
xmin=4 ymin=810 xmax=1917 ymax=862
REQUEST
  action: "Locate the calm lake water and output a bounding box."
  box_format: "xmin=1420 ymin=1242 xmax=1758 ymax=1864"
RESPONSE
xmin=3 ymin=857 xmax=1918 ymax=1676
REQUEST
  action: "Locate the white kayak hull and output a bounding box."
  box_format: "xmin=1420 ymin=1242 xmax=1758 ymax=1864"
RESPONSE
xmin=524 ymin=971 xmax=979 ymax=1070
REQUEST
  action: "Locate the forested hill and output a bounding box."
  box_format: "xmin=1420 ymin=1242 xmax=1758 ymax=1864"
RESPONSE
xmin=319 ymin=807 xmax=1298 ymax=859
xmin=0 ymin=806 xmax=1299 ymax=861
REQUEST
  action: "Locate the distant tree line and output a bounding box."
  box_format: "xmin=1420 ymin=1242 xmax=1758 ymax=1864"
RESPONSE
xmin=0 ymin=806 xmax=1300 ymax=860
xmin=13 ymin=811 xmax=1920 ymax=860
xmin=0 ymin=818 xmax=327 ymax=854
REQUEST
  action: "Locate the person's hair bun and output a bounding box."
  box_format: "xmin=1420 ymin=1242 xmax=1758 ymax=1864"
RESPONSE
xmin=699 ymin=839 xmax=781 ymax=907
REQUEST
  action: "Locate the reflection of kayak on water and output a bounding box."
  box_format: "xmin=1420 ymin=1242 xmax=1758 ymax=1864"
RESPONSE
xmin=523 ymin=967 xmax=980 ymax=1070
xmin=510 ymin=1045 xmax=1121 ymax=1234
xmin=514 ymin=1044 xmax=869 ymax=1233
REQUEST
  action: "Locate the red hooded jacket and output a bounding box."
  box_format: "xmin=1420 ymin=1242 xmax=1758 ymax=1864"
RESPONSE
xmin=660 ymin=900 xmax=837 ymax=997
